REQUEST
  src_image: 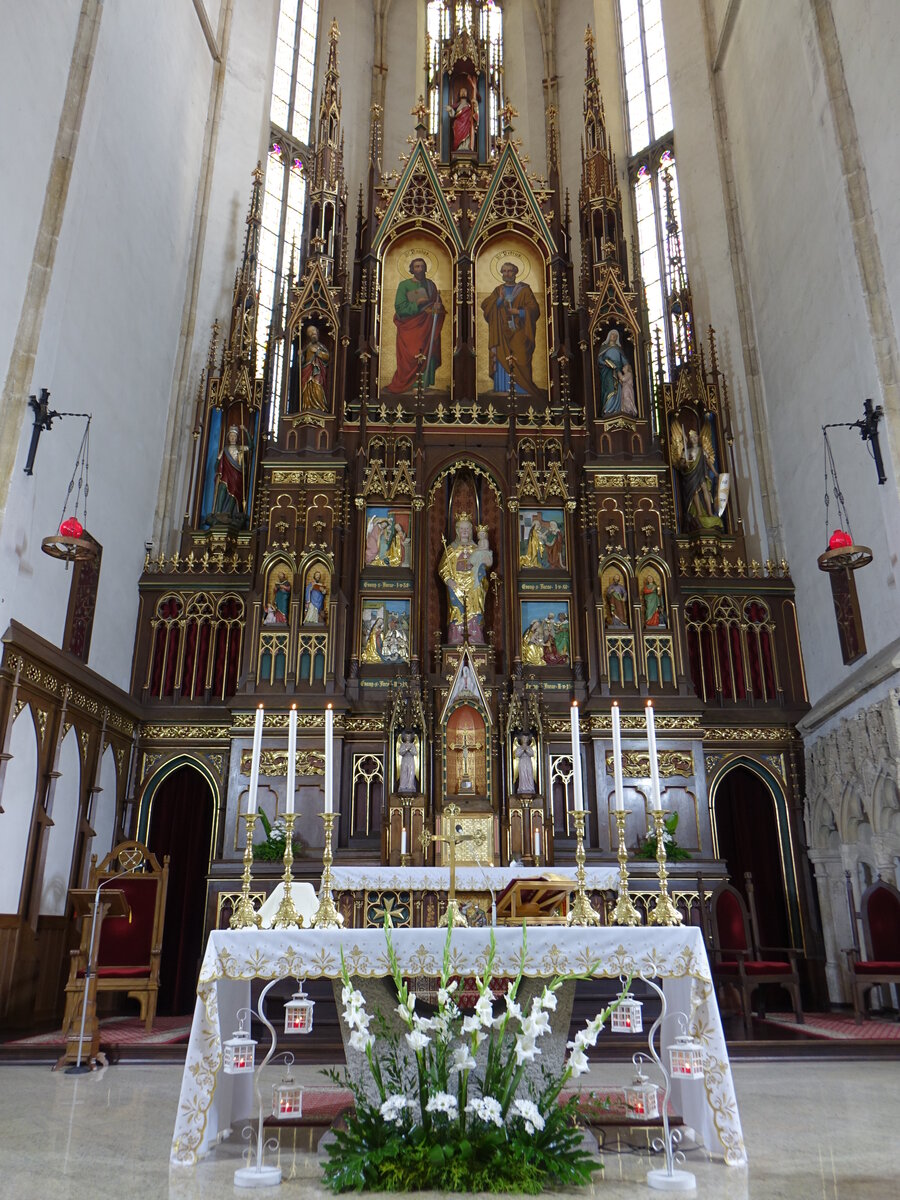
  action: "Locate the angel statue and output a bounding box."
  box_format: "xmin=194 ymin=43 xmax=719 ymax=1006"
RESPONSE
xmin=670 ymin=417 xmax=730 ymax=531
xmin=396 ymin=731 xmax=420 ymax=795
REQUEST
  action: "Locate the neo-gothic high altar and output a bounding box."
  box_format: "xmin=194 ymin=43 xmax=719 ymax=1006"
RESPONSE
xmin=129 ymin=7 xmax=811 ymax=946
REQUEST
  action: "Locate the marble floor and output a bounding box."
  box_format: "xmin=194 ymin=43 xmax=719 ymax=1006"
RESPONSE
xmin=0 ymin=1060 xmax=898 ymax=1199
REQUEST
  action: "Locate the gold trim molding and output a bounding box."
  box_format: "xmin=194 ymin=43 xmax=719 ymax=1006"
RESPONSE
xmin=704 ymin=727 xmax=798 ymax=744
xmin=605 ymin=750 xmax=694 ymax=779
xmin=239 ymin=749 xmax=325 ymax=777
xmin=142 ymin=724 xmax=228 ymax=740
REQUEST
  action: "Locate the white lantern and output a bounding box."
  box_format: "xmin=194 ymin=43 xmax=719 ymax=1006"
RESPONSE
xmin=223 ymin=1017 xmax=256 ymax=1074
xmin=285 ymin=985 xmax=315 ymax=1034
xmin=273 ymin=1073 xmax=303 ymax=1119
xmin=611 ymin=993 xmax=643 ymax=1034
xmin=624 ymin=1068 xmax=659 ymax=1120
xmin=668 ymin=1033 xmax=704 ymax=1079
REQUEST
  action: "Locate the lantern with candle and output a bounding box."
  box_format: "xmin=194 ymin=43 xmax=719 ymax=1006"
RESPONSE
xmin=610 ymin=991 xmax=643 ymax=1034
xmin=284 ymin=984 xmax=315 ymax=1034
xmin=624 ymin=1061 xmax=659 ymax=1120
xmin=273 ymin=1056 xmax=303 ymax=1120
xmin=223 ymin=1012 xmax=257 ymax=1074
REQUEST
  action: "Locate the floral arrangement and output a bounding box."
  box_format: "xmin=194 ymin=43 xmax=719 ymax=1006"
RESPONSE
xmin=635 ymin=811 xmax=692 ymax=862
xmin=323 ymin=922 xmax=629 ymax=1194
xmin=252 ymin=810 xmax=304 ymax=862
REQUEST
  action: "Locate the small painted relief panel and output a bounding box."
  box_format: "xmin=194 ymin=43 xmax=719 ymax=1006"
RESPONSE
xmin=301 ymin=562 xmax=330 ymax=626
xmin=520 ymin=600 xmax=571 ymax=667
xmin=518 ymin=508 xmax=567 ymax=571
xmin=360 ymin=598 xmax=411 ymax=666
xmin=593 ymin=322 xmax=638 ymax=419
xmin=639 ymin=565 xmax=667 ymax=629
xmin=601 ymin=565 xmax=631 ymax=629
xmin=362 ymin=506 xmax=412 ymax=569
xmin=379 ymin=233 xmax=452 ymax=397
xmin=475 ymin=235 xmax=548 ymax=400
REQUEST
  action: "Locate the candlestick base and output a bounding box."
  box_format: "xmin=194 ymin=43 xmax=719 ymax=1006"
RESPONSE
xmin=271 ymin=882 xmax=302 ymax=930
xmin=648 ymin=890 xmax=683 ymax=927
xmin=439 ymin=898 xmax=469 ymax=928
xmin=310 ymin=811 xmax=344 ymax=929
xmin=566 ymin=808 xmax=604 ymax=927
xmin=400 ymin=853 xmax=411 ymax=868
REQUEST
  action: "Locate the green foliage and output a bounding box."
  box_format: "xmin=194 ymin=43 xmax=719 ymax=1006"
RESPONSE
xmin=252 ymin=809 xmax=304 ymax=861
xmin=635 ymin=811 xmax=692 ymax=861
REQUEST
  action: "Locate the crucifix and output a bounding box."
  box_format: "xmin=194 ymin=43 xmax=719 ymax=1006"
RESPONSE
xmin=451 ymin=726 xmax=483 ymax=794
xmin=420 ymin=803 xmax=482 ymax=927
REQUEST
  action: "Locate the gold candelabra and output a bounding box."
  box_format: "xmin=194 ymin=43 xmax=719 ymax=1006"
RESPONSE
xmin=567 ymin=808 xmax=603 ymax=926
xmin=230 ymin=811 xmax=262 ymax=929
xmin=648 ymin=809 xmax=683 ymax=926
xmin=310 ymin=812 xmax=343 ymax=928
xmin=271 ymin=811 xmax=302 ymax=929
xmin=610 ymin=809 xmax=642 ymax=926
xmin=421 ymin=803 xmax=477 ymax=928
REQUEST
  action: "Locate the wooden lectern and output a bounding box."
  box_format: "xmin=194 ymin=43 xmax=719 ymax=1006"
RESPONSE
xmin=59 ymin=888 xmax=131 ymax=1071
xmin=494 ymin=876 xmax=571 ymax=925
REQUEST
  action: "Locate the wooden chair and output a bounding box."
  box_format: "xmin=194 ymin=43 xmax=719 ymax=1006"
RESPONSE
xmin=708 ymin=874 xmax=803 ymax=1035
xmin=63 ymin=840 xmax=170 ymax=1034
xmin=845 ymin=878 xmax=900 ymax=1023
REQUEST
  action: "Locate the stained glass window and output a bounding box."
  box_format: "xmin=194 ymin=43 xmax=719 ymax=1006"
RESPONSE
xmin=258 ymin=0 xmax=321 ymax=398
xmin=618 ymin=0 xmax=680 ymax=378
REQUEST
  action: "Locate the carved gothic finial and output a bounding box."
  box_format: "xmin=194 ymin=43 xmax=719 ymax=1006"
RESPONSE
xmin=499 ymin=101 xmax=518 ymax=133
xmin=411 ymin=94 xmax=429 ymax=128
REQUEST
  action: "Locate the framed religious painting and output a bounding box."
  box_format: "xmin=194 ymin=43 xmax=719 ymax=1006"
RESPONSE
xmin=474 ymin=233 xmax=549 ymax=401
xmin=518 ymin=508 xmax=567 ymax=571
xmin=361 ymin=506 xmax=413 ymax=570
xmin=519 ymin=600 xmax=571 ymax=668
xmin=378 ymin=232 xmax=453 ymax=398
xmin=359 ymin=598 xmax=411 ymax=666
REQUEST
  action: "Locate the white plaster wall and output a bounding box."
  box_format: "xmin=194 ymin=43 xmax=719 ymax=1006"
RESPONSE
xmin=381 ymin=0 xmax=420 ymax=177
xmin=0 ymin=2 xmax=80 ymax=415
xmin=503 ymin=0 xmax=547 ymax=182
xmin=557 ymin=0 xmax=595 ymax=275
xmin=0 ymin=711 xmax=39 ymax=914
xmin=40 ymin=729 xmax=81 ymax=917
xmin=0 ymin=0 xmax=217 ymax=689
xmin=663 ymin=0 xmax=900 ymax=707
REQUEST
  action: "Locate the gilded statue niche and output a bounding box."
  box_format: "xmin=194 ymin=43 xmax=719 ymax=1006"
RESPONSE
xmin=474 ymin=234 xmax=549 ymax=399
xmin=379 ymin=233 xmax=453 ymax=398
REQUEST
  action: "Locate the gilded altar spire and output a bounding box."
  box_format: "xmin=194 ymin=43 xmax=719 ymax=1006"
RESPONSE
xmin=306 ymin=19 xmax=346 ymax=283
xmin=579 ymin=25 xmax=626 ymax=290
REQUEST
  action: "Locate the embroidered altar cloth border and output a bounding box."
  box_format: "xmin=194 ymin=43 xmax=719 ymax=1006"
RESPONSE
xmin=328 ymin=865 xmax=620 ymax=891
xmin=171 ymin=925 xmax=746 ymax=1168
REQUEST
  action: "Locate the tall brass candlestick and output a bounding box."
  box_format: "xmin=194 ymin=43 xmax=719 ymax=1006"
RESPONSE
xmin=272 ymin=811 xmax=302 ymax=929
xmin=310 ymin=812 xmax=343 ymax=928
xmin=610 ymin=809 xmax=642 ymax=926
xmin=231 ymin=811 xmax=262 ymax=929
xmin=648 ymin=809 xmax=683 ymax=926
xmin=567 ymin=808 xmax=603 ymax=926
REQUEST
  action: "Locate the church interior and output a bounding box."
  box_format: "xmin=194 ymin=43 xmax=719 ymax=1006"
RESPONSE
xmin=1 ymin=1 xmax=900 ymax=1196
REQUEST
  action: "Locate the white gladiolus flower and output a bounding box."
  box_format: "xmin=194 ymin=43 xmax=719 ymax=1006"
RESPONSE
xmin=505 ymin=994 xmax=522 ymax=1021
xmin=461 ymin=1014 xmax=481 ymax=1034
xmin=520 ymin=1006 xmax=551 ymax=1040
xmin=341 ymin=985 xmax=365 ymax=1010
xmin=465 ymin=1096 xmax=503 ymax=1126
xmin=474 ymin=992 xmax=494 ymax=1027
xmin=349 ymin=1029 xmax=374 ymax=1052
xmin=343 ymin=1005 xmax=372 ymax=1032
xmin=540 ymin=987 xmax=558 ymax=1012
xmin=437 ymin=981 xmax=458 ymax=1006
xmin=450 ymin=1044 xmax=477 ymax=1071
xmin=513 ymin=1098 xmax=545 ymax=1135
xmin=566 ymin=1042 xmax=590 ymax=1076
xmin=514 ymin=1034 xmax=539 ymax=1065
xmin=406 ymin=1029 xmax=430 ymax=1052
xmin=425 ymin=1091 xmax=458 ymax=1117
xmin=379 ymin=1095 xmax=410 ymax=1123
xmin=579 ymin=1015 xmax=604 ymax=1047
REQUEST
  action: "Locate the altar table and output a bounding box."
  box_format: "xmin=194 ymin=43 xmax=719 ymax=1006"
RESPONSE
xmin=327 ymin=865 xmax=620 ymax=891
xmin=170 ymin=926 xmax=746 ymax=1168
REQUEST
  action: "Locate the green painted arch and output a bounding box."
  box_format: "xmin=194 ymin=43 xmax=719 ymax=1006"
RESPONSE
xmin=136 ymin=753 xmax=220 ymax=865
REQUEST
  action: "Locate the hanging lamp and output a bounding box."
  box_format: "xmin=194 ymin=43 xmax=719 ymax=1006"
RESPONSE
xmin=41 ymin=415 xmax=98 ymax=566
xmin=817 ymin=426 xmax=872 ymax=573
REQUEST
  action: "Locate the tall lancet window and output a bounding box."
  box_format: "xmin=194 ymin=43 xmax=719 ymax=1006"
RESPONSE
xmin=426 ymin=1 xmax=503 ymax=149
xmin=618 ymin=0 xmax=684 ymax=378
xmin=258 ymin=0 xmax=322 ymax=402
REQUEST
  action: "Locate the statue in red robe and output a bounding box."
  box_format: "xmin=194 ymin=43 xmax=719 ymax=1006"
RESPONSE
xmin=447 ymin=85 xmax=478 ymax=152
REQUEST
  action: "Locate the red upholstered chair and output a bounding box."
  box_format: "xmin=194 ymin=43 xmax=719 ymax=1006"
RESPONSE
xmin=63 ymin=840 xmax=170 ymax=1033
xmin=709 ymin=877 xmax=803 ymax=1036
xmin=846 ymin=880 xmax=900 ymax=1023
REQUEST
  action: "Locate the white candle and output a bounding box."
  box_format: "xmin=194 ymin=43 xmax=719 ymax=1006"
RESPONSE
xmin=646 ymin=701 xmax=662 ymax=810
xmin=324 ymin=703 xmax=334 ymax=813
xmin=570 ymin=700 xmax=583 ymax=810
xmin=534 ymin=827 xmax=542 ymax=861
xmin=401 ymin=828 xmax=408 ymax=856
xmin=611 ymin=702 xmax=625 ymax=811
xmin=247 ymin=703 xmax=264 ymax=814
xmin=286 ymin=704 xmax=297 ymax=814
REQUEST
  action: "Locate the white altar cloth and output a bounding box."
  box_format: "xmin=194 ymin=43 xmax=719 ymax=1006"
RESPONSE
xmin=170 ymin=926 xmax=746 ymax=1168
xmin=328 ymin=865 xmax=620 ymax=892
